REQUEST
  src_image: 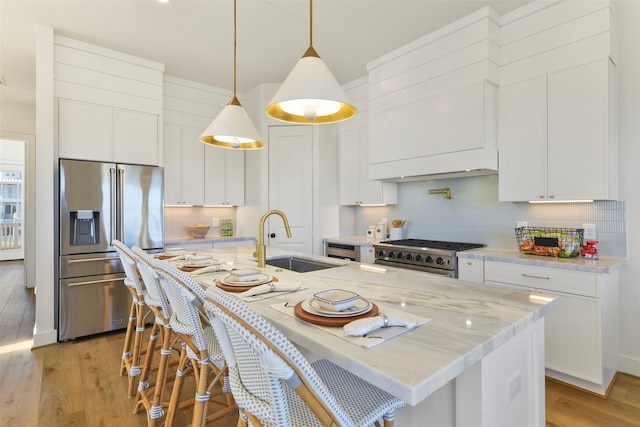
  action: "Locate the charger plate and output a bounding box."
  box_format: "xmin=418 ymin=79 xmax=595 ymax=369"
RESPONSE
xmin=216 ymin=276 xmax=278 ymax=293
xmin=294 ymin=301 xmax=379 ymax=327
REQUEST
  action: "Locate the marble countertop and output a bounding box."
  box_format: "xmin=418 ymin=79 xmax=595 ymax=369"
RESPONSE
xmin=165 ymin=236 xmax=256 ymax=246
xmin=193 ymin=246 xmax=556 ymax=406
xmin=457 ymin=247 xmax=625 ymax=274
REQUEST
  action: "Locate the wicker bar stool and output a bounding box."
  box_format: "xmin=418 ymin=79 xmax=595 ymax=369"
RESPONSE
xmin=204 ymin=287 xmax=405 ymax=427
xmin=112 ymin=239 xmax=152 ymax=399
xmin=153 ymin=259 xmax=237 ymax=427
xmin=130 ymin=246 xmax=184 ymax=426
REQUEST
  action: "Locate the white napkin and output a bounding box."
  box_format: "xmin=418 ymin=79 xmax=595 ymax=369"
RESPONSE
xmin=184 ymin=254 xmax=214 ymax=265
xmin=189 ymin=264 xmax=238 ymax=276
xmin=343 ymin=312 xmax=418 ymax=337
xmin=239 ymin=281 xmax=300 ymax=297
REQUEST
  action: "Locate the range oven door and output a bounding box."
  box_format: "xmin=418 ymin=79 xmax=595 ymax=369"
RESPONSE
xmin=374 ymin=259 xmax=456 ymax=278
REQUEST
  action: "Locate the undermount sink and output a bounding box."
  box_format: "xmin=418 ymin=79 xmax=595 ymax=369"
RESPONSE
xmin=265 ymin=256 xmax=342 ymax=273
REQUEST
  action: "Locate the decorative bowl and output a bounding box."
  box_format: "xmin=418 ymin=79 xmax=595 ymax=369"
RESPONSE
xmin=186 ymin=224 xmax=210 ymax=238
xmin=313 ymin=289 xmax=360 ymax=312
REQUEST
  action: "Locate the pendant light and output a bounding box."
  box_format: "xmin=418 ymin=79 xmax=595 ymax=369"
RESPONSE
xmin=200 ymin=0 xmax=263 ymax=150
xmin=265 ymin=0 xmax=356 ymax=124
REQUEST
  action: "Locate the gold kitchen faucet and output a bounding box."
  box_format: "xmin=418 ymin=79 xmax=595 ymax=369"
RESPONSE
xmin=254 ymin=210 xmax=292 ymax=267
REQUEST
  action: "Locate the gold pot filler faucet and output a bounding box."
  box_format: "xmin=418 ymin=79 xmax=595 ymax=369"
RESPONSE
xmin=254 ymin=210 xmax=292 ymax=267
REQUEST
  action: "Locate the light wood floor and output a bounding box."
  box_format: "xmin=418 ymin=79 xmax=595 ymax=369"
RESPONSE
xmin=2 ymin=259 xmax=639 ymax=426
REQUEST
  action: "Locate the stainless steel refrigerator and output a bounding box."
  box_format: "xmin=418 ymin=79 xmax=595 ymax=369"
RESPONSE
xmin=58 ymin=159 xmax=164 ymax=341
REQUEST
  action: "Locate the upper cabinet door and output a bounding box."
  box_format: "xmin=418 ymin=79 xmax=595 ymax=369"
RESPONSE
xmin=204 ymin=145 xmax=226 ymax=205
xmin=180 ymin=126 xmax=205 ymax=206
xmin=338 ymin=127 xmax=361 ymax=205
xmin=59 ymin=99 xmax=113 ymax=161
xmin=163 ymin=124 xmax=183 ymax=205
xmin=548 ymin=60 xmax=612 ymax=200
xmin=224 ymin=149 xmax=245 ymax=206
xmin=498 ymin=76 xmax=548 ymax=201
xmin=204 ymin=148 xmax=245 ymax=206
xmin=113 ymin=109 xmax=159 ymax=166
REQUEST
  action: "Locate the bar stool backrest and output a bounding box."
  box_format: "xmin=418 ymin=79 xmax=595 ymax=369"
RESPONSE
xmin=204 ymin=287 xmax=356 ymax=427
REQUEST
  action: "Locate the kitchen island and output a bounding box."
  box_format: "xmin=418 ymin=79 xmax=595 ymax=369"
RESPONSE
xmin=193 ymin=246 xmax=556 ymax=427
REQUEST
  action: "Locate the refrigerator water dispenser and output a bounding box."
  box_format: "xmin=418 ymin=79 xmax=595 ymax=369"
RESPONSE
xmin=71 ymin=210 xmax=99 ymax=245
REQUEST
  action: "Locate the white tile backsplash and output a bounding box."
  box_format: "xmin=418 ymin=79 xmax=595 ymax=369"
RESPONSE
xmin=165 ymin=206 xmax=237 ymax=240
xmin=352 ymin=175 xmax=626 ymax=257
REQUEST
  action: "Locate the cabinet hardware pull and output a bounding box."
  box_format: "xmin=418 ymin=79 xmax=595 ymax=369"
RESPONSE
xmin=521 ymin=273 xmax=550 ymax=280
xmin=467 ymin=261 xmax=472 ymax=265
xmin=68 ymin=277 xmax=125 ymax=287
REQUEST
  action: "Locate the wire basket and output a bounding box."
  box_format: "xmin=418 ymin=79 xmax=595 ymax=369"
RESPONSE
xmin=515 ymin=227 xmax=584 ymax=257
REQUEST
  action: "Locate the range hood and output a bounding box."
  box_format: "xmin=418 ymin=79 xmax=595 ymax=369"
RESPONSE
xmin=378 ymin=168 xmax=498 ymax=183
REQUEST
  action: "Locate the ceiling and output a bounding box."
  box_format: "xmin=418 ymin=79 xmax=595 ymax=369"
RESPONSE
xmin=0 ymin=0 xmax=531 ymax=106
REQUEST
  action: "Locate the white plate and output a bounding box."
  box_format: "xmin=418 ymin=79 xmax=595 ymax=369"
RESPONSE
xmin=221 ymin=273 xmax=272 ymax=287
xmin=159 ymin=250 xmax=187 ymax=256
xmin=302 ymin=298 xmax=372 ymax=318
xmin=183 ymin=259 xmax=218 ymax=267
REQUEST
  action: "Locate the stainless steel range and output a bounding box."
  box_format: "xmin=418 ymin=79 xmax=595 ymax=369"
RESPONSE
xmin=374 ymin=239 xmax=484 ymax=277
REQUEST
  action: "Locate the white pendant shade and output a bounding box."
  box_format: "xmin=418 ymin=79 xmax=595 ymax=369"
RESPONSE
xmin=266 ymin=47 xmax=357 ymax=124
xmin=200 ymin=0 xmax=264 ymax=150
xmin=200 ymin=97 xmax=264 ymax=150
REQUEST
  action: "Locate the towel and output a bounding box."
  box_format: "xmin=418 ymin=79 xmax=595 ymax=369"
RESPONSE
xmin=343 ymin=312 xmax=418 ymax=337
xmin=239 ymin=281 xmax=300 ymax=297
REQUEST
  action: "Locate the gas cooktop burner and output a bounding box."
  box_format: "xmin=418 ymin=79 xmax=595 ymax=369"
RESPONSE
xmin=380 ymin=239 xmax=485 ymax=251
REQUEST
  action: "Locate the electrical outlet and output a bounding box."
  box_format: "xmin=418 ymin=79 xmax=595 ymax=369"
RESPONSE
xmin=583 ymin=223 xmax=596 ymax=241
xmin=506 ymin=372 xmax=522 ymax=403
xmin=517 ymin=221 xmax=528 ymax=228
xmin=212 ymin=218 xmax=219 ymax=227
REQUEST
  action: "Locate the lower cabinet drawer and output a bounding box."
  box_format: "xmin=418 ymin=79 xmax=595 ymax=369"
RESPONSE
xmin=484 ymin=260 xmax=599 ymax=297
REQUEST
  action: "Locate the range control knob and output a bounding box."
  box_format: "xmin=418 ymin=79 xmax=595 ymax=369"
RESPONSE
xmin=396 ymin=252 xmax=404 ymax=259
xmin=425 ymin=256 xmax=433 ymax=263
xmin=405 ymin=253 xmax=413 ymax=261
xmin=377 ymin=250 xmax=386 ymax=257
xmin=436 ymin=257 xmax=445 ymax=265
xmin=388 ymin=252 xmax=395 ymax=258
xmin=415 ymin=254 xmax=423 ymax=262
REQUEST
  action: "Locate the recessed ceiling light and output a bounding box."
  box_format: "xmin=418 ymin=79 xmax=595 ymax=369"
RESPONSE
xmin=158 ymin=0 xmax=170 ymax=3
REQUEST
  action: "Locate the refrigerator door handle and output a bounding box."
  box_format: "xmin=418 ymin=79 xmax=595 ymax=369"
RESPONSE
xmin=67 ymin=257 xmax=119 ymax=264
xmin=117 ymin=166 xmax=125 ymax=242
xmin=67 ymin=277 xmax=126 ymax=287
xmin=110 ymin=167 xmax=117 ymax=244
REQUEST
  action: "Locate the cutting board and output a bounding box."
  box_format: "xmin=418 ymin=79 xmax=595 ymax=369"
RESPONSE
xmin=293 ymin=301 xmax=379 ymax=327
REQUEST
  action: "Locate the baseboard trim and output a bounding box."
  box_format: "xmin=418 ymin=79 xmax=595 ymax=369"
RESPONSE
xmin=32 ymin=329 xmax=57 ymax=348
xmin=618 ymin=354 xmax=640 ymax=377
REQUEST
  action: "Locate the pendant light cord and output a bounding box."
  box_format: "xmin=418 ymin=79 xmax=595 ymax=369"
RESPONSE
xmin=233 ymin=0 xmax=237 ymax=97
xmin=309 ymin=0 xmax=313 ymax=47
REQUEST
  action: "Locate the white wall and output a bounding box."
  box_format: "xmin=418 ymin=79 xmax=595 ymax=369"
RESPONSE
xmin=0 ymin=103 xmax=36 ymax=287
xmin=613 ymin=0 xmax=640 ymax=376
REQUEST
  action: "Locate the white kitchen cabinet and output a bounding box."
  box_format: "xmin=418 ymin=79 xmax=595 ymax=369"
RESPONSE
xmin=457 ymin=258 xmax=484 ymax=283
xmin=338 ymin=122 xmax=396 ymax=205
xmin=163 ymin=124 xmax=205 ymax=205
xmin=204 ymin=147 xmax=245 ymax=206
xmin=484 ymin=260 xmax=618 ymax=395
xmin=112 ymin=109 xmax=159 ymax=166
xmin=499 ymin=59 xmax=617 ymax=201
xmin=369 ymin=81 xmax=498 ymax=181
xmin=58 ymin=98 xmax=159 ymax=165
